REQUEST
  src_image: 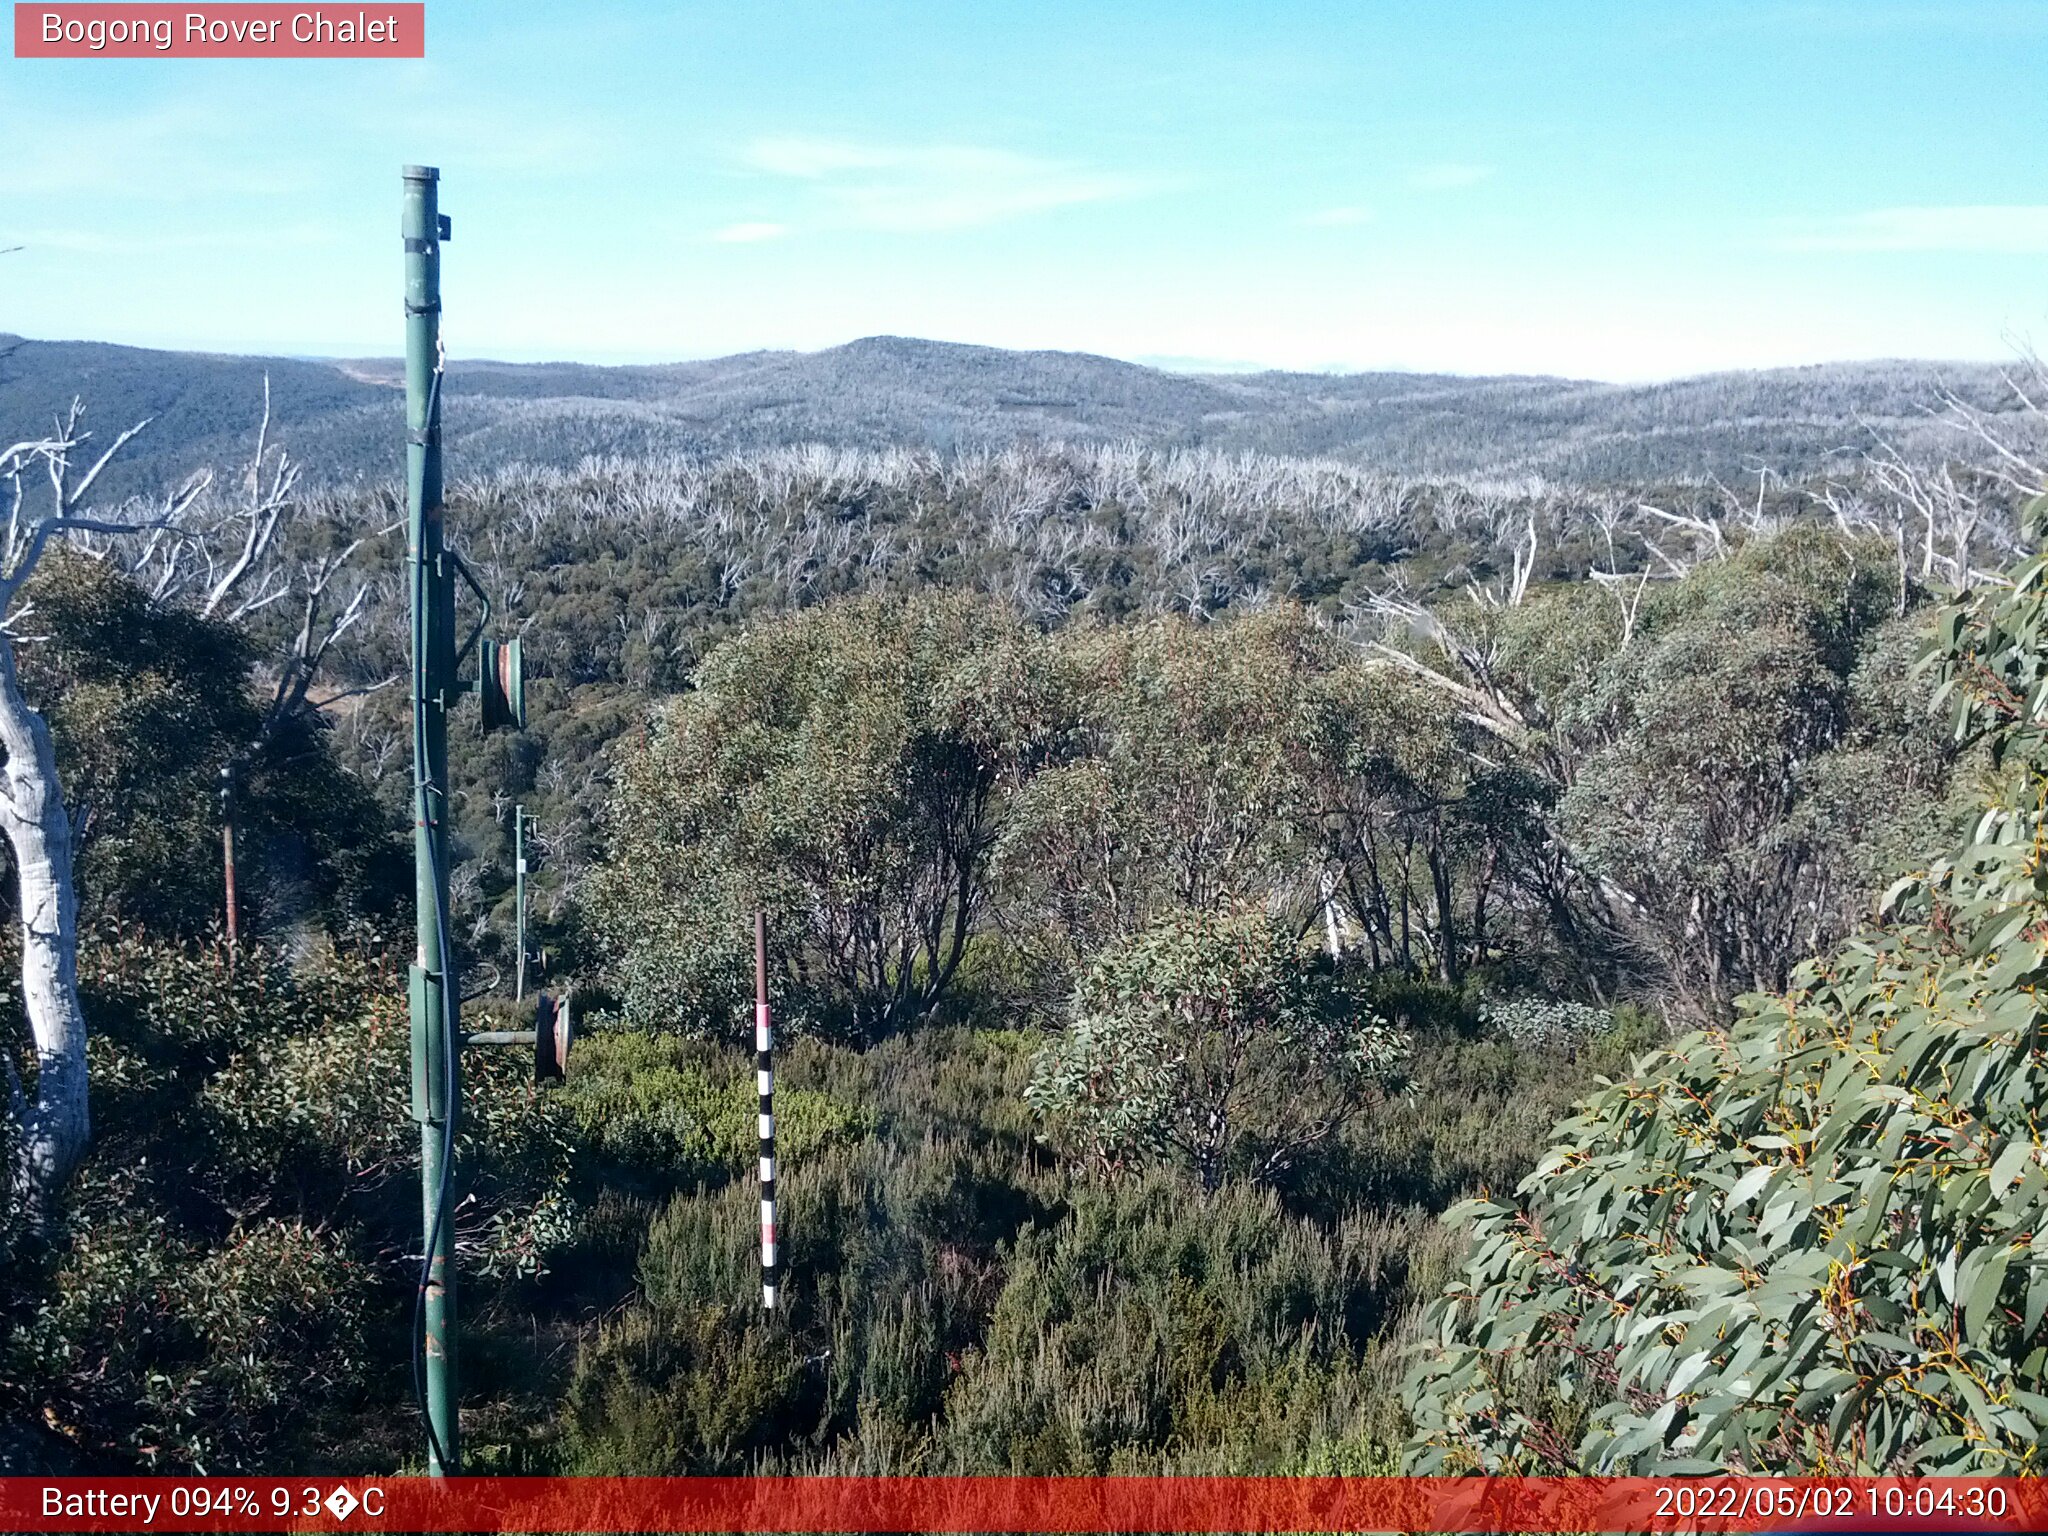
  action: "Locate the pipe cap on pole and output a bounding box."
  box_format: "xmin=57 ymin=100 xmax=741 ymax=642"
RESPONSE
xmin=533 ymin=993 xmax=573 ymax=1083
xmin=478 ymin=637 xmax=526 ymax=732
xmin=404 ymin=164 xmax=441 ymax=181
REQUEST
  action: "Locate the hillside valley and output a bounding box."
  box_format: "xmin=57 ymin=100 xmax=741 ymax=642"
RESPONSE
xmin=0 ymin=332 xmax=2024 ymax=498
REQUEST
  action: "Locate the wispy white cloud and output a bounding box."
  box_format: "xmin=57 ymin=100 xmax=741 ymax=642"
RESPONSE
xmin=712 ymin=221 xmax=790 ymax=244
xmin=1409 ymin=163 xmax=1494 ymax=191
xmin=739 ymin=135 xmax=1150 ymax=232
xmin=0 ymin=78 xmax=602 ymax=203
xmin=0 ymin=98 xmax=305 ymax=199
xmin=1300 ymin=205 xmax=1372 ymax=228
xmin=1780 ymin=205 xmax=2048 ymax=253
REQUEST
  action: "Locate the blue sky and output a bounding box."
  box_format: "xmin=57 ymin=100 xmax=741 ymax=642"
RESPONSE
xmin=3 ymin=0 xmax=2044 ymax=379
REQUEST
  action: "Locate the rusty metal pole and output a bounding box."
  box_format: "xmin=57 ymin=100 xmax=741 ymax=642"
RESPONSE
xmin=219 ymin=763 xmax=238 ymax=954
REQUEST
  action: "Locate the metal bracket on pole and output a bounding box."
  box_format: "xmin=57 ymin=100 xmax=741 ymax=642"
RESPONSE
xmin=461 ymin=992 xmax=573 ymax=1083
xmin=449 ymin=548 xmax=491 ymax=672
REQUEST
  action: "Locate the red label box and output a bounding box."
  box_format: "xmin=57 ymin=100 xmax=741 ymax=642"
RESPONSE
xmin=0 ymin=1476 xmax=2042 ymax=1533
xmin=14 ymin=3 xmax=424 ymax=56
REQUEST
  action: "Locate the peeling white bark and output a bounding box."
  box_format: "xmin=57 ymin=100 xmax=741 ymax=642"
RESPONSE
xmin=0 ymin=419 xmax=191 ymax=1223
xmin=0 ymin=638 xmax=87 ymax=1217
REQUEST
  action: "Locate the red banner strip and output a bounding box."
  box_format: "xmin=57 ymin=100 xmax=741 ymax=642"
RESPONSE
xmin=1 ymin=1476 xmax=2042 ymax=1533
xmin=13 ymin=4 xmax=424 ymax=58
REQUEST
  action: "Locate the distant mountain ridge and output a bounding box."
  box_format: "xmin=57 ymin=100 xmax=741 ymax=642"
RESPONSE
xmin=0 ymin=332 xmax=2020 ymax=498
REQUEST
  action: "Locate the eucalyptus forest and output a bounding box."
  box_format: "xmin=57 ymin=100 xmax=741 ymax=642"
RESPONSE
xmin=3 ymin=340 xmax=2047 ymax=1478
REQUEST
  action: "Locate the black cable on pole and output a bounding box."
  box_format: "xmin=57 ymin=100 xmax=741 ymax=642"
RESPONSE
xmin=411 ymin=804 xmax=460 ymax=1470
xmin=408 ymin=358 xmax=458 ymax=1475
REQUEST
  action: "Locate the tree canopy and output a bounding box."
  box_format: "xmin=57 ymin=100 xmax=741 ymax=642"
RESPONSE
xmin=1026 ymin=906 xmax=1410 ymax=1191
xmin=591 ymin=592 xmax=1058 ymax=1043
xmin=1405 ymin=504 xmax=2048 ymax=1473
xmin=16 ymin=552 xmax=404 ymax=942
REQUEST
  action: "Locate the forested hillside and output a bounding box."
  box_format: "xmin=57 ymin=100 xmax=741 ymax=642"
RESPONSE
xmin=3 ymin=362 xmax=2046 ymax=1476
xmin=0 ymin=333 xmax=2030 ymax=500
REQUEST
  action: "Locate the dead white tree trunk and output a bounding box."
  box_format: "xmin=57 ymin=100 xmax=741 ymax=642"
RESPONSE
xmin=1 ymin=415 xmax=192 ymax=1221
xmin=0 ymin=636 xmax=86 ymax=1210
xmin=110 ymin=381 xmax=396 ymax=946
xmin=1317 ymin=866 xmax=1352 ymax=959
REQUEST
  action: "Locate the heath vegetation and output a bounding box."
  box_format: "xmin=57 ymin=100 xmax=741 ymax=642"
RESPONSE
xmin=2 ymin=349 xmax=2045 ymax=1474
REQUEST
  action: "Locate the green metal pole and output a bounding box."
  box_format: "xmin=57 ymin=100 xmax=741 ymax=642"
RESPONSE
xmin=403 ymin=163 xmax=460 ymax=1477
xmin=514 ymin=805 xmax=526 ymax=1002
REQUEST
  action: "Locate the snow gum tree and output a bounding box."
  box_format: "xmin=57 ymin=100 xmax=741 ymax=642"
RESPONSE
xmin=593 ymin=591 xmax=1062 ymax=1043
xmin=0 ymin=415 xmax=204 ymax=1222
xmin=1404 ymin=496 xmax=2048 ymax=1473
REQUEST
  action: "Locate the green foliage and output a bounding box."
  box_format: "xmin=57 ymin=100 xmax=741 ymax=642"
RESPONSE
xmin=1027 ymin=907 xmax=1410 ymax=1190
xmin=1529 ymin=530 xmax=1954 ymax=1013
xmin=4 ymin=387 xmax=2009 ymax=1480
xmin=991 ymin=605 xmax=1521 ymax=998
xmin=379 ymin=450 xmax=1986 ymax=1027
xmin=564 ymin=1135 xmax=984 ymax=1473
xmin=590 ymin=591 xmax=1059 ymax=1043
xmin=934 ymin=1178 xmax=1447 ymax=1475
xmin=1283 ymin=983 xmax=1658 ymax=1216
xmin=1405 ymin=512 xmax=2048 ymax=1473
xmin=1927 ymin=496 xmax=2048 ymax=768
xmin=558 ymin=520 xmax=1979 ymax=1480
xmin=585 ymin=530 xmax=1951 ymax=1042
xmin=1480 ymin=996 xmax=1618 ymax=1050
xmin=1297 ymin=656 xmax=1539 ymax=987
xmin=20 ymin=553 xmax=252 ymax=935
xmin=999 ymin=611 xmax=1335 ymax=972
xmin=1 ymin=934 xmax=578 ymax=1469
xmin=561 ymin=1028 xmax=871 ymax=1186
xmin=562 ymin=1024 xmax=1468 ymax=1476
xmin=453 ymin=508 xmax=1961 ymax=1029
xmin=15 ymin=553 xmax=404 ymax=940
xmin=6 ymin=1212 xmax=372 ymax=1471
xmin=564 ymin=1284 xmax=806 ymax=1473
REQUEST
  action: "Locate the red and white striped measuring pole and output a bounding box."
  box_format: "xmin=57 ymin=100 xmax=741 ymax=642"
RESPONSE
xmin=754 ymin=911 xmax=778 ymax=1310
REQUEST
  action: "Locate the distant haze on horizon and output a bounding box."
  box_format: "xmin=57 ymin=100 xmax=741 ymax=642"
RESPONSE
xmin=9 ymin=331 xmax=2020 ymax=393
xmin=3 ymin=1 xmax=2044 ymax=381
